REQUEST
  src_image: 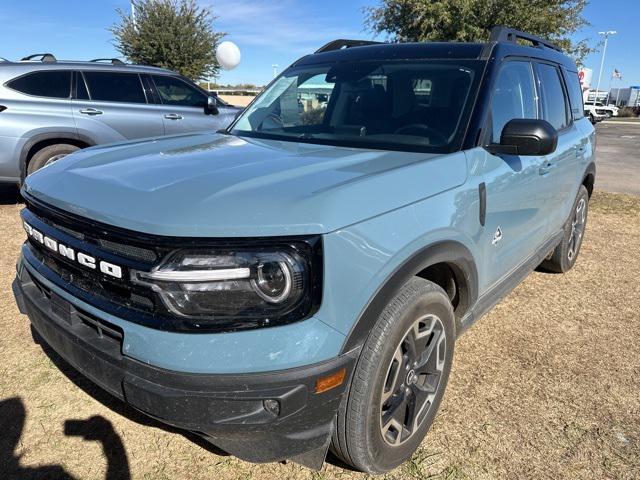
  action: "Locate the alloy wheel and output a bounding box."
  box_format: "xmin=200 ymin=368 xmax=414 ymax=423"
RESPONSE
xmin=568 ymin=198 xmax=586 ymax=261
xmin=379 ymin=313 xmax=446 ymax=446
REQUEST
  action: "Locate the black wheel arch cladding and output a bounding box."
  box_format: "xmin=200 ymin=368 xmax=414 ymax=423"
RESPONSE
xmin=340 ymin=240 xmax=478 ymax=353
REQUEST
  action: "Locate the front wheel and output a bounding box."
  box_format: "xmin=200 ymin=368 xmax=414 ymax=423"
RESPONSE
xmin=331 ymin=277 xmax=455 ymax=474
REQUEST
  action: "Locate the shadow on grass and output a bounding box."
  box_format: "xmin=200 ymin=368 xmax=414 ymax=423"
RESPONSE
xmin=30 ymin=327 xmax=230 ymax=459
xmin=0 ymin=396 xmax=131 ymax=480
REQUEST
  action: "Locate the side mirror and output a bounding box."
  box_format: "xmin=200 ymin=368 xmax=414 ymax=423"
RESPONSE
xmin=205 ymin=95 xmax=219 ymax=115
xmin=486 ymin=119 xmax=558 ymax=156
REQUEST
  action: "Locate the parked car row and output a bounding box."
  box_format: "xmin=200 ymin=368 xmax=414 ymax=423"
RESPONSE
xmin=0 ymin=54 xmax=242 ymax=183
xmin=584 ymin=101 xmax=623 ymax=124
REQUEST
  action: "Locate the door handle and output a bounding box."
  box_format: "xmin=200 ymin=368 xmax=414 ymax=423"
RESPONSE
xmin=164 ymin=113 xmax=183 ymax=120
xmin=79 ymin=108 xmax=103 ymax=115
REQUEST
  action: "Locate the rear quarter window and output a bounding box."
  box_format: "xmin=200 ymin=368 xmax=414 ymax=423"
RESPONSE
xmin=562 ymin=69 xmax=585 ymax=120
xmin=536 ymin=63 xmax=570 ymax=130
xmin=6 ymin=70 xmax=71 ymax=98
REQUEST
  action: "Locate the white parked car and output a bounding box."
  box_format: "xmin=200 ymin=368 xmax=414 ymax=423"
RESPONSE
xmin=593 ymin=102 xmax=618 ymax=117
xmin=584 ymin=104 xmax=606 ymax=124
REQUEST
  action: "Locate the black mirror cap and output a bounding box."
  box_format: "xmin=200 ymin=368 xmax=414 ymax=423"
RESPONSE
xmin=205 ymin=95 xmax=219 ymax=115
xmin=500 ymin=118 xmax=558 ymax=156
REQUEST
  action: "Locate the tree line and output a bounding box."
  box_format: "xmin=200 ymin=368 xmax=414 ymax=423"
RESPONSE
xmin=111 ymin=0 xmax=595 ymax=81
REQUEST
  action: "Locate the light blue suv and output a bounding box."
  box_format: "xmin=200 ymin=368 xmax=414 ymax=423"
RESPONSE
xmin=13 ymin=27 xmax=595 ymax=474
xmin=0 ymin=54 xmax=240 ymax=183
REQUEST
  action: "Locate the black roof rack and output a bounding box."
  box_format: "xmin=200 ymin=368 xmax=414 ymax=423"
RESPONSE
xmin=315 ymin=39 xmax=383 ymax=54
xmin=90 ymin=58 xmax=126 ymax=65
xmin=489 ymin=26 xmax=562 ymax=52
xmin=21 ymin=53 xmax=57 ymax=63
xmin=0 ymin=57 xmax=9 ymax=62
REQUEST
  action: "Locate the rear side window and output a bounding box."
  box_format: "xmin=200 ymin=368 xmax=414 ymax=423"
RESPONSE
xmin=75 ymin=72 xmax=90 ymax=100
xmin=563 ymin=69 xmax=585 ymax=120
xmin=83 ymin=72 xmax=146 ymax=104
xmin=152 ymin=75 xmax=207 ymax=107
xmin=6 ymin=71 xmax=71 ymax=98
xmin=536 ymin=64 xmax=570 ymax=130
xmin=489 ymin=61 xmax=538 ymax=143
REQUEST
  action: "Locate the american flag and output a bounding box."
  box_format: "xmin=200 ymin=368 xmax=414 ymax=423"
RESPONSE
xmin=612 ymin=69 xmax=622 ymax=79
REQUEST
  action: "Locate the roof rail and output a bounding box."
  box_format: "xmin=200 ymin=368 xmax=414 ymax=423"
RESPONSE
xmin=489 ymin=26 xmax=562 ymax=52
xmin=90 ymin=58 xmax=126 ymax=65
xmin=315 ymin=39 xmax=382 ymax=54
xmin=0 ymin=57 xmax=9 ymax=62
xmin=20 ymin=53 xmax=57 ymax=63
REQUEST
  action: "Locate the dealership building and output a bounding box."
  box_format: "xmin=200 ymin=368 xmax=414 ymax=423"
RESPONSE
xmin=609 ymin=86 xmax=640 ymax=107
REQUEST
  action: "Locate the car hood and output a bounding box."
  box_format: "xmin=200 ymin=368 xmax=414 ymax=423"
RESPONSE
xmin=24 ymin=133 xmax=463 ymax=237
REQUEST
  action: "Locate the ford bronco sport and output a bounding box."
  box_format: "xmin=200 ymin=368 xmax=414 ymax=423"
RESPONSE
xmin=13 ymin=27 xmax=595 ymax=474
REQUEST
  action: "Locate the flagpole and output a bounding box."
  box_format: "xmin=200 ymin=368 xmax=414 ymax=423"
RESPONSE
xmin=606 ymin=72 xmax=613 ymax=105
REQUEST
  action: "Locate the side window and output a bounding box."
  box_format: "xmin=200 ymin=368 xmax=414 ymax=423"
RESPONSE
xmin=536 ymin=63 xmax=570 ymax=130
xmin=83 ymin=72 xmax=147 ymax=104
xmin=6 ymin=71 xmax=71 ymax=98
xmin=489 ymin=61 xmax=538 ymax=143
xmin=152 ymin=75 xmax=207 ymax=107
xmin=562 ymin=69 xmax=585 ymax=120
xmin=75 ymin=72 xmax=90 ymax=100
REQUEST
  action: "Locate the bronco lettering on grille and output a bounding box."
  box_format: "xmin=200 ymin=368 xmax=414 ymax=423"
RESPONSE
xmin=23 ymin=221 xmax=123 ymax=279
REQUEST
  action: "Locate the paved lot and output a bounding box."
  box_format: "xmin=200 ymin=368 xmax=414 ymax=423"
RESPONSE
xmin=594 ymin=121 xmax=640 ymax=195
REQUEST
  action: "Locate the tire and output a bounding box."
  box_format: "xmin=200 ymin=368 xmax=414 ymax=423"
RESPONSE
xmin=331 ymin=277 xmax=455 ymax=474
xmin=539 ymin=185 xmax=589 ymax=273
xmin=27 ymin=144 xmax=79 ymax=175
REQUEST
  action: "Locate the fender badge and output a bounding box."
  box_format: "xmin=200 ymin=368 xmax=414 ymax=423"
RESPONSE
xmin=492 ymin=227 xmax=503 ymax=246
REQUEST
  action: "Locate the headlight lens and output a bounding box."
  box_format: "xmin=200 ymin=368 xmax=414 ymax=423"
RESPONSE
xmin=131 ymin=245 xmax=318 ymax=326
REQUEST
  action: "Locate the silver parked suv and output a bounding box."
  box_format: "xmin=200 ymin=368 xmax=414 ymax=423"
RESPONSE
xmin=0 ymin=54 xmax=240 ymax=183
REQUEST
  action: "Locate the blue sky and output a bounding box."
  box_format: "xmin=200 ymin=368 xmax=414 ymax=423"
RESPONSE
xmin=0 ymin=0 xmax=638 ymax=88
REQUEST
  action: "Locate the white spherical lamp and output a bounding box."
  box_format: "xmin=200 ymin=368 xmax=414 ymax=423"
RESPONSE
xmin=216 ymin=41 xmax=241 ymax=70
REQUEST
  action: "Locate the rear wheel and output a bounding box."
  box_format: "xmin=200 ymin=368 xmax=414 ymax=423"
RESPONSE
xmin=27 ymin=144 xmax=79 ymax=175
xmin=540 ymin=185 xmax=589 ymax=273
xmin=331 ymin=277 xmax=455 ymax=474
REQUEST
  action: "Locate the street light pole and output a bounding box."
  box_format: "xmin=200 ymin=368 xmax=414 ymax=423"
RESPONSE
xmin=593 ymin=30 xmax=617 ymax=106
xmin=131 ymin=0 xmax=137 ymax=27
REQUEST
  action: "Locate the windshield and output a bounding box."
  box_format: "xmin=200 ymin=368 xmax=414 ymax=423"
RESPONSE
xmin=230 ymin=59 xmax=483 ymax=153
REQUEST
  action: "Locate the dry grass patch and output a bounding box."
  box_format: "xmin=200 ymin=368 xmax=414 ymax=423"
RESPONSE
xmin=0 ymin=190 xmax=638 ymax=479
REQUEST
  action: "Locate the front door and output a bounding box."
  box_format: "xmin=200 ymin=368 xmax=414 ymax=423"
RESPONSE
xmin=476 ymin=59 xmax=558 ymax=291
xmin=151 ymin=75 xmax=230 ymax=135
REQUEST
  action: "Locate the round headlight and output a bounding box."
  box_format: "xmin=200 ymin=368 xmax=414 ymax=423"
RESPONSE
xmin=253 ymin=260 xmax=292 ymax=303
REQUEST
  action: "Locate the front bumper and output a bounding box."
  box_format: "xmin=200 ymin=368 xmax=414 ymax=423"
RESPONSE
xmin=13 ymin=261 xmax=357 ymax=467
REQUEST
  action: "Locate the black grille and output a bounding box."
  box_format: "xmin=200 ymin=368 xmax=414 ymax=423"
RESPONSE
xmin=36 ymin=215 xmax=157 ymax=263
xmin=26 ymin=240 xmax=157 ymax=314
xmin=98 ymin=238 xmax=158 ymax=263
xmin=21 ymin=201 xmax=163 ymax=322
